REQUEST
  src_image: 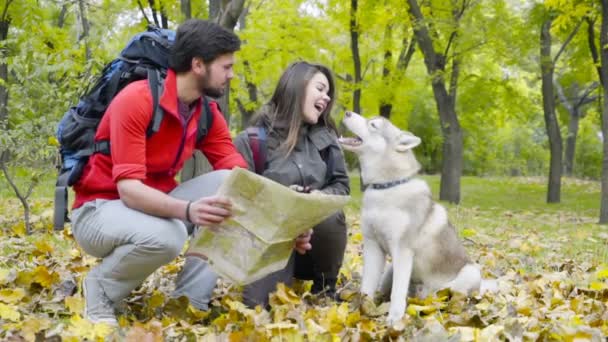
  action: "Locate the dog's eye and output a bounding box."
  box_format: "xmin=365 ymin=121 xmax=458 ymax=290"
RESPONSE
xmin=369 ymin=121 xmax=377 ymax=129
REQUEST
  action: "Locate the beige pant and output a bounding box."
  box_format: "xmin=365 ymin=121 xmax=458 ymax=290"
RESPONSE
xmin=71 ymin=170 xmax=228 ymax=310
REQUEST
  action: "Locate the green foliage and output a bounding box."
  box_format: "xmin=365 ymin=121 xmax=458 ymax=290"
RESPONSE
xmin=0 ymin=0 xmax=604 ymax=194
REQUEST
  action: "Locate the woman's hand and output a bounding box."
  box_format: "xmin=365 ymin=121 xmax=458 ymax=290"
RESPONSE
xmin=295 ymin=229 xmax=313 ymax=254
xmin=289 ymin=184 xmax=311 ymax=193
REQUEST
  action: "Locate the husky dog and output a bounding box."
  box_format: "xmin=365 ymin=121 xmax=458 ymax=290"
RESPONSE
xmin=338 ymin=111 xmax=482 ymax=325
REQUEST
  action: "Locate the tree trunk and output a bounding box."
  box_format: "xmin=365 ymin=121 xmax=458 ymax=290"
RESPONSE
xmin=599 ymin=0 xmax=608 ymax=223
xmin=234 ymin=8 xmax=256 ymax=130
xmin=214 ymin=0 xmax=246 ymax=120
xmin=237 ymin=61 xmax=258 ymax=128
xmin=77 ymin=0 xmax=91 ymax=60
xmin=350 ymin=0 xmax=361 ymax=114
xmin=540 ymin=19 xmax=562 ymax=203
xmin=181 ymin=0 xmax=245 ymax=182
xmin=407 ymin=0 xmax=462 ymax=203
xmin=0 ymin=16 xmax=8 ymax=132
xmin=181 ymin=0 xmax=191 ymax=20
xmin=564 ymin=113 xmax=579 ymax=176
xmin=58 ymin=4 xmax=69 ymax=28
xmin=379 ymin=25 xmax=393 ymax=118
xmin=380 ymin=33 xmax=416 ymax=118
xmin=209 ymin=0 xmax=220 ymax=19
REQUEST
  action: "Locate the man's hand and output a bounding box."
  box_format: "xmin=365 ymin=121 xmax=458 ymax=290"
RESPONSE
xmin=295 ymin=229 xmax=313 ymax=254
xmin=188 ymin=196 xmax=232 ymax=227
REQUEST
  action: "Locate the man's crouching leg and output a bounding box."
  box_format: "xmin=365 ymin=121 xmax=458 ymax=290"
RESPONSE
xmin=72 ymin=199 xmax=188 ymax=324
xmin=169 ymin=170 xmax=231 ymax=310
xmin=172 ymin=257 xmax=219 ymax=310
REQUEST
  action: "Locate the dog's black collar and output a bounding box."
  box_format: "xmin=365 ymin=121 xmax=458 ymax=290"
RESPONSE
xmin=366 ymin=177 xmax=412 ymax=190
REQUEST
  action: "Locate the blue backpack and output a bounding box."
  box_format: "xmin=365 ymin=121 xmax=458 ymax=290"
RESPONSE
xmin=54 ymin=26 xmax=214 ymax=230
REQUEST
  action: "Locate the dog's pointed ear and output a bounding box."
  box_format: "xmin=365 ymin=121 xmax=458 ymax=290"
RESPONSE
xmin=395 ymin=132 xmax=421 ymax=152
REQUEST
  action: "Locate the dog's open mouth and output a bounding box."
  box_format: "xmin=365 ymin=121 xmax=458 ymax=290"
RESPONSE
xmin=338 ymin=135 xmax=363 ymax=146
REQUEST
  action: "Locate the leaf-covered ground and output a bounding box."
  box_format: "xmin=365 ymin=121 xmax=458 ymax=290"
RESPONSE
xmin=0 ymin=176 xmax=607 ymax=341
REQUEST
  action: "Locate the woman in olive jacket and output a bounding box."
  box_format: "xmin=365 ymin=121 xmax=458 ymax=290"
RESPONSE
xmin=233 ymin=61 xmax=350 ymax=308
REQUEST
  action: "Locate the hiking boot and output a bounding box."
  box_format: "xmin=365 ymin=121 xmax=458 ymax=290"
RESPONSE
xmin=82 ymin=272 xmax=118 ymax=325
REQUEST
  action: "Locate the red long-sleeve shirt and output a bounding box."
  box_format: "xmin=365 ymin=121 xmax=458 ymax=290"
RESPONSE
xmin=73 ymin=69 xmax=247 ymax=209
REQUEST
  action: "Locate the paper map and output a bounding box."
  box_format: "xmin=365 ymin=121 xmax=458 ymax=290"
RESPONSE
xmin=186 ymin=168 xmax=350 ymax=285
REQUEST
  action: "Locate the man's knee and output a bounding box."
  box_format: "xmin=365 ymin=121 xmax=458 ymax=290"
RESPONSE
xmin=140 ymin=221 xmax=188 ymax=262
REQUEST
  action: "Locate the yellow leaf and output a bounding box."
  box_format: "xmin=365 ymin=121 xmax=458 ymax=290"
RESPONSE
xmin=11 ymin=221 xmax=26 ymax=237
xmin=48 ymin=136 xmax=59 ymax=146
xmin=67 ymin=315 xmax=114 ymax=340
xmin=323 ymin=304 xmax=348 ymax=334
xmin=0 ymin=288 xmax=26 ymax=304
xmin=407 ymin=304 xmax=438 ymax=315
xmin=351 ymin=232 xmax=363 ymax=243
xmin=590 ymin=282 xmax=607 ymax=291
xmin=16 ymin=270 xmax=34 ymax=288
xmin=0 ymin=268 xmax=12 ymax=285
xmin=163 ymin=263 xmax=181 ymax=274
xmin=69 ymin=248 xmax=81 ymax=259
xmin=461 ymin=228 xmax=476 ymax=238
xmin=346 ymin=310 xmax=361 ymax=328
xmin=21 ymin=317 xmax=52 ymax=341
xmin=0 ymin=303 xmax=21 ymax=321
xmin=265 ymin=322 xmax=301 ymax=339
xmin=358 ymin=319 xmax=376 ymax=333
xmin=596 ymin=268 xmax=608 ymax=280
xmin=65 ymin=295 xmax=84 ymax=315
xmin=32 ymin=266 xmax=59 ymax=288
xmin=270 ymin=283 xmax=301 ymax=306
xmin=147 ymin=290 xmax=165 ymax=311
xmin=33 ymin=240 xmax=53 ymax=256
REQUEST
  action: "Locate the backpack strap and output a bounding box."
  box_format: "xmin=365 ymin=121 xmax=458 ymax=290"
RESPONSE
xmin=196 ymin=97 xmax=214 ymax=145
xmin=88 ymin=69 xmax=165 ymax=156
xmin=146 ymin=68 xmax=165 ymax=137
xmin=246 ymin=126 xmax=268 ymax=174
xmin=53 ymin=171 xmax=71 ymax=231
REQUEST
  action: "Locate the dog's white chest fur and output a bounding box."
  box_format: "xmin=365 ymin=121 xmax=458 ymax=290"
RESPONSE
xmin=361 ymin=180 xmax=430 ymax=252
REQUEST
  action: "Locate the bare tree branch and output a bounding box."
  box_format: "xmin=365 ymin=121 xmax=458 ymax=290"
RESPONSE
xmin=587 ymin=16 xmax=603 ymax=86
xmin=147 ymin=0 xmax=161 ymax=27
xmin=553 ymin=18 xmax=584 ymax=64
xmin=137 ymin=0 xmax=152 ymax=25
xmin=1 ymin=0 xmax=13 ymax=22
xmin=396 ymin=35 xmax=416 ymax=71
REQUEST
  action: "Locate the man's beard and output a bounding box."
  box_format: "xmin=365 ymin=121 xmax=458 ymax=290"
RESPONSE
xmin=197 ymin=70 xmax=225 ymax=99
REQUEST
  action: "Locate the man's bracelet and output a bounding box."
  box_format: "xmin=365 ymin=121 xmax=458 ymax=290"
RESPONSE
xmin=186 ymin=201 xmax=193 ymax=223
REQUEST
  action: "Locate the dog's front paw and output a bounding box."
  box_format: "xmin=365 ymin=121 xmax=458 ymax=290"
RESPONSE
xmin=386 ymin=310 xmax=405 ymax=327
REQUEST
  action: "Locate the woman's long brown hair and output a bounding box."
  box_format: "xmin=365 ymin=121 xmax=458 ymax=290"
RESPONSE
xmin=251 ymin=61 xmax=338 ymax=156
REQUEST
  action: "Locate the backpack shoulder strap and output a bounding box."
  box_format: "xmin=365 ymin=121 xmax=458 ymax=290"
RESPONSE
xmin=196 ymin=97 xmax=214 ymax=145
xmin=246 ymin=126 xmax=267 ymax=174
xmin=146 ymin=69 xmax=165 ymax=137
xmin=53 ymin=171 xmax=71 ymax=231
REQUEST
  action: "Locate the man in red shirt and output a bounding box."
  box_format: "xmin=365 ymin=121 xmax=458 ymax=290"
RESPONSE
xmin=71 ymin=20 xmax=311 ymax=325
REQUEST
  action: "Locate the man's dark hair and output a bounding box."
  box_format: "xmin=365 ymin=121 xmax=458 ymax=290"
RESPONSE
xmin=169 ymin=19 xmax=241 ymax=73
